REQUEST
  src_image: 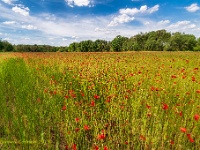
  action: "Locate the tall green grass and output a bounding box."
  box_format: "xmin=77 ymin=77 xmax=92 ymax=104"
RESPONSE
xmin=0 ymin=52 xmax=200 ymax=149
xmin=0 ymin=58 xmax=64 ymax=149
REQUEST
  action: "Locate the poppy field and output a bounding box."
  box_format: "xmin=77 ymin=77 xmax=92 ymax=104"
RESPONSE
xmin=0 ymin=52 xmax=200 ymax=149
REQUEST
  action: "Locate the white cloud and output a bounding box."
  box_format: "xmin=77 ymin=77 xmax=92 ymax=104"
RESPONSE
xmin=21 ymin=25 xmax=37 ymax=30
xmin=65 ymin=0 xmax=93 ymax=7
xmin=95 ymin=27 xmax=115 ymax=33
xmin=157 ymin=20 xmax=170 ymax=25
xmin=62 ymin=38 xmax=68 ymax=41
xmin=12 ymin=6 xmax=29 ymax=16
xmin=1 ymin=0 xmax=15 ymax=5
xmin=185 ymin=3 xmax=200 ymax=12
xmin=119 ymin=8 xmax=139 ymax=16
xmin=167 ymin=21 xmax=196 ymax=31
xmin=1 ymin=1 xmax=200 ymax=46
xmin=24 ymin=37 xmax=30 ymax=40
xmin=140 ymin=5 xmax=147 ymax=13
xmin=168 ymin=21 xmax=191 ymax=28
xmin=147 ymin=4 xmax=159 ymax=14
xmin=187 ymin=24 xmax=196 ymax=29
xmin=40 ymin=13 xmax=57 ymax=21
xmin=109 ymin=4 xmax=159 ymax=26
xmin=108 ymin=14 xmax=135 ymax=26
xmin=144 ymin=21 xmax=150 ymax=25
xmin=3 ymin=37 xmax=11 ymax=41
xmin=2 ymin=21 xmax=16 ymax=25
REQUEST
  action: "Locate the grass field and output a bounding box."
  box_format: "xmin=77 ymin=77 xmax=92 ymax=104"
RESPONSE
xmin=0 ymin=52 xmax=200 ymax=150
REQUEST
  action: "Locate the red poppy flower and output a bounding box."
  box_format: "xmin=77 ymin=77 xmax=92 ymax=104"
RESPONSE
xmin=192 ymin=76 xmax=196 ymax=82
xmin=104 ymin=146 xmax=109 ymax=150
xmin=170 ymin=140 xmax=174 ymax=145
xmin=189 ymin=138 xmax=195 ymax=143
xmin=125 ymin=141 xmax=128 ymax=145
xmin=62 ymin=105 xmax=66 ymax=111
xmin=75 ymin=128 xmax=80 ymax=132
xmin=105 ymin=99 xmax=111 ymax=103
xmin=91 ymin=100 xmax=95 ymax=107
xmin=65 ymin=95 xmax=69 ymax=98
xmin=151 ymin=86 xmax=155 ymax=91
xmin=140 ymin=135 xmax=146 ymax=141
xmin=93 ymin=145 xmax=99 ymax=150
xmin=196 ymin=90 xmax=200 ymax=94
xmin=146 ymin=104 xmax=151 ymax=109
xmin=84 ymin=125 xmax=90 ymax=131
xmin=75 ymin=118 xmax=80 ymax=123
xmin=94 ymin=95 xmax=100 ymax=99
xmin=194 ymin=114 xmax=199 ymax=121
xmin=171 ymin=75 xmax=177 ymax=78
xmin=182 ymin=75 xmax=186 ymax=79
xmin=70 ymin=93 xmax=76 ymax=98
xmin=72 ymin=144 xmax=76 ymax=150
xmin=187 ymin=134 xmax=195 ymax=143
xmin=179 ymin=111 xmax=183 ymax=117
xmin=97 ymin=133 xmax=106 ymax=140
xmin=180 ymin=127 xmax=186 ymax=133
xmin=162 ymin=103 xmax=169 ymax=110
xmin=147 ymin=113 xmax=151 ymax=117
xmin=97 ymin=130 xmax=106 ymax=140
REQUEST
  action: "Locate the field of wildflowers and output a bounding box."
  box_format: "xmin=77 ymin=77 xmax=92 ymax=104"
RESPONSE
xmin=0 ymin=52 xmax=200 ymax=149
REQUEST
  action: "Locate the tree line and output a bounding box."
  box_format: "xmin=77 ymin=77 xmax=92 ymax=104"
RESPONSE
xmin=1 ymin=30 xmax=200 ymax=52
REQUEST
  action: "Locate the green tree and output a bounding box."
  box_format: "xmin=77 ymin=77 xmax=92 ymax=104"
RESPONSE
xmin=1 ymin=40 xmax=14 ymax=52
xmin=0 ymin=39 xmax=3 ymax=51
xmin=184 ymin=34 xmax=196 ymax=51
xmin=68 ymin=42 xmax=78 ymax=52
xmin=170 ymin=32 xmax=196 ymax=51
xmin=144 ymin=30 xmax=171 ymax=51
xmin=93 ymin=39 xmax=110 ymax=52
xmin=197 ymin=38 xmax=200 ymax=46
xmin=131 ymin=33 xmax=147 ymax=51
xmin=111 ymin=35 xmax=128 ymax=52
xmin=170 ymin=32 xmax=185 ymax=51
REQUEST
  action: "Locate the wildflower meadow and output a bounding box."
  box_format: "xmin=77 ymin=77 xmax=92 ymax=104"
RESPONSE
xmin=0 ymin=52 xmax=200 ymax=149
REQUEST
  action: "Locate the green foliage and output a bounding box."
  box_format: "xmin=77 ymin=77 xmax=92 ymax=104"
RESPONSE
xmin=0 ymin=40 xmax=14 ymax=52
xmin=111 ymin=35 xmax=129 ymax=51
xmin=0 ymin=40 xmax=3 ymax=51
xmin=169 ymin=32 xmax=197 ymax=51
xmin=1 ymin=29 xmax=199 ymax=52
xmin=197 ymin=38 xmax=200 ymax=46
xmin=14 ymin=44 xmax=58 ymax=52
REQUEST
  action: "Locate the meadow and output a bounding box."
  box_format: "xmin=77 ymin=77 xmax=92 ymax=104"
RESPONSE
xmin=0 ymin=52 xmax=200 ymax=150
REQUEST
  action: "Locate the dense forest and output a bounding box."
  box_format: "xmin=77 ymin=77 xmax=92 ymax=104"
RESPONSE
xmin=1 ymin=29 xmax=200 ymax=52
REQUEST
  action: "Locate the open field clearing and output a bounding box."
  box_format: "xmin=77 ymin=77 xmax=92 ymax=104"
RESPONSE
xmin=0 ymin=52 xmax=200 ymax=149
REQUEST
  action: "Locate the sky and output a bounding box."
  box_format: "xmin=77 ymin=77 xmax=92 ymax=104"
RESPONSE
xmin=0 ymin=0 xmax=200 ymax=46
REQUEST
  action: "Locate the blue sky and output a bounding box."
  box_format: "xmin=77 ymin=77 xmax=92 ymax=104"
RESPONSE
xmin=0 ymin=0 xmax=200 ymax=46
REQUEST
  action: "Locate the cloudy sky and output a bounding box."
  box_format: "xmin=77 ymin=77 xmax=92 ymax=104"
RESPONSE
xmin=0 ymin=0 xmax=200 ymax=46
